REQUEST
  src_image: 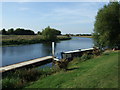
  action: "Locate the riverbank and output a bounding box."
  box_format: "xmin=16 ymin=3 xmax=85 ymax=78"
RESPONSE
xmin=75 ymin=36 xmax=92 ymax=38
xmin=1 ymin=35 xmax=71 ymax=46
xmin=2 ymin=50 xmax=119 ymax=88
xmin=26 ymin=50 xmax=119 ymax=88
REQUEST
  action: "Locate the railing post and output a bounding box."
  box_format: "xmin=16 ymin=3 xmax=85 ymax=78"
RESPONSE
xmin=52 ymin=42 xmax=55 ymax=58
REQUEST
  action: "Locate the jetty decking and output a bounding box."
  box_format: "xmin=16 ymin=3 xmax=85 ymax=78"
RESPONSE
xmin=0 ymin=47 xmax=96 ymax=73
xmin=61 ymin=48 xmax=94 ymax=59
xmin=0 ymin=56 xmax=53 ymax=73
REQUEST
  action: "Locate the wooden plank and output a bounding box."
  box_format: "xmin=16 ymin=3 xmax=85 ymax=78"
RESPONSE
xmin=81 ymin=48 xmax=94 ymax=51
xmin=64 ymin=50 xmax=81 ymax=53
xmin=61 ymin=48 xmax=94 ymax=59
xmin=63 ymin=48 xmax=94 ymax=54
xmin=0 ymin=56 xmax=53 ymax=73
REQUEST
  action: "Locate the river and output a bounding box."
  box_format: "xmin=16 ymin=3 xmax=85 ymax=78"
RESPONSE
xmin=1 ymin=37 xmax=93 ymax=67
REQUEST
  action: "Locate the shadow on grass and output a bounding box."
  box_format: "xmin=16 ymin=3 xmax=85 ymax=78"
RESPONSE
xmin=66 ymin=67 xmax=79 ymax=71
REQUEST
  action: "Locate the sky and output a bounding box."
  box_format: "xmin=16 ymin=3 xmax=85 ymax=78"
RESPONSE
xmin=1 ymin=1 xmax=109 ymax=34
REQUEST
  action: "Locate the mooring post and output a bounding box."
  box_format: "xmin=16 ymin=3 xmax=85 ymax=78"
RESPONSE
xmin=52 ymin=42 xmax=55 ymax=58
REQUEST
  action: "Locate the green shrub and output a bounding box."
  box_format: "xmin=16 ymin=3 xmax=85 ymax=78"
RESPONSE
xmin=37 ymin=67 xmax=58 ymax=78
xmin=92 ymin=47 xmax=102 ymax=56
xmin=2 ymin=77 xmax=23 ymax=88
xmin=80 ymin=53 xmax=93 ymax=61
xmin=53 ymin=59 xmax=69 ymax=71
xmin=14 ymin=68 xmax=41 ymax=82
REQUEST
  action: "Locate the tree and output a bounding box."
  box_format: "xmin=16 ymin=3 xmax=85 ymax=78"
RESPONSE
xmin=14 ymin=28 xmax=25 ymax=35
xmin=37 ymin=31 xmax=42 ymax=35
xmin=42 ymin=26 xmax=60 ymax=41
xmin=54 ymin=29 xmax=61 ymax=35
xmin=7 ymin=28 xmax=14 ymax=35
xmin=14 ymin=28 xmax=35 ymax=35
xmin=1 ymin=29 xmax=7 ymax=35
xmin=93 ymin=2 xmax=120 ymax=49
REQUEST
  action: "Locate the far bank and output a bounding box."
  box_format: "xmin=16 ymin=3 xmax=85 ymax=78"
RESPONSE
xmin=1 ymin=35 xmax=71 ymax=47
xmin=72 ymin=36 xmax=92 ymax=38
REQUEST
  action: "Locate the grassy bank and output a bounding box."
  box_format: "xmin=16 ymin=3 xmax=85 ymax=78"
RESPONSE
xmin=26 ymin=51 xmax=119 ymax=88
xmin=1 ymin=35 xmax=71 ymax=46
xmin=2 ymin=67 xmax=59 ymax=88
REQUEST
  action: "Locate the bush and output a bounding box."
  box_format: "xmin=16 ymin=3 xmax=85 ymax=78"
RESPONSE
xmin=2 ymin=78 xmax=24 ymax=88
xmin=2 ymin=67 xmax=61 ymax=88
xmin=38 ymin=67 xmax=59 ymax=78
xmin=53 ymin=59 xmax=69 ymax=71
xmin=80 ymin=53 xmax=93 ymax=61
xmin=92 ymin=47 xmax=102 ymax=56
xmin=14 ymin=68 xmax=41 ymax=82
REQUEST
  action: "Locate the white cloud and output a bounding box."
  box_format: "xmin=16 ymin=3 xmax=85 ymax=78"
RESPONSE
xmin=36 ymin=5 xmax=97 ymax=25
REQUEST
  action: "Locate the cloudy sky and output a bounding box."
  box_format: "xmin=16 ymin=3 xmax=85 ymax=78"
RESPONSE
xmin=1 ymin=1 xmax=109 ymax=34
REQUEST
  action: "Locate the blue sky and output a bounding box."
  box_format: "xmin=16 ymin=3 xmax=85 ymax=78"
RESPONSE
xmin=1 ymin=2 xmax=108 ymax=34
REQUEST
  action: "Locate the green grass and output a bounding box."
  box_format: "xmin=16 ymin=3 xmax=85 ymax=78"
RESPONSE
xmin=26 ymin=51 xmax=119 ymax=88
xmin=2 ymin=67 xmax=59 ymax=88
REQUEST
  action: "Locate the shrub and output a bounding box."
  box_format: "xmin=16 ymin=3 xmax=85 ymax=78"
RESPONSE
xmin=92 ymin=47 xmax=102 ymax=56
xmin=38 ymin=67 xmax=58 ymax=78
xmin=80 ymin=53 xmax=93 ymax=61
xmin=2 ymin=77 xmax=23 ymax=88
xmin=53 ymin=59 xmax=69 ymax=71
xmin=14 ymin=68 xmax=41 ymax=82
xmin=2 ymin=67 xmax=62 ymax=88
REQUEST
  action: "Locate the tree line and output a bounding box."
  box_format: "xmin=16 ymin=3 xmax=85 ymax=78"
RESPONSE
xmin=75 ymin=34 xmax=91 ymax=36
xmin=63 ymin=34 xmax=91 ymax=37
xmin=0 ymin=27 xmax=61 ymax=36
xmin=0 ymin=28 xmax=35 ymax=35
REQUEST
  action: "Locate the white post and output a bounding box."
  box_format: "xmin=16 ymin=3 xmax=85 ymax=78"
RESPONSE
xmin=52 ymin=42 xmax=55 ymax=57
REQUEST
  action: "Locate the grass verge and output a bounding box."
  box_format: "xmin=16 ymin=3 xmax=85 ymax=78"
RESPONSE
xmin=25 ymin=51 xmax=119 ymax=88
xmin=2 ymin=67 xmax=59 ymax=88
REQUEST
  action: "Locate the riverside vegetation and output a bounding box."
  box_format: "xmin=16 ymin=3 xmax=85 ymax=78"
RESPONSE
xmin=1 ymin=35 xmax=71 ymax=46
xmin=26 ymin=50 xmax=119 ymax=88
xmin=1 ymin=26 xmax=71 ymax=46
xmin=2 ymin=48 xmax=119 ymax=88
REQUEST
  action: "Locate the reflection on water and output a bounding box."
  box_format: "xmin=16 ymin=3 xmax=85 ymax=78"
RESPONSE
xmin=2 ymin=37 xmax=93 ymax=66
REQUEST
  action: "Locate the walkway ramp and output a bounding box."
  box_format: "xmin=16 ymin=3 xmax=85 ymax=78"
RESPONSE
xmin=0 ymin=56 xmax=53 ymax=73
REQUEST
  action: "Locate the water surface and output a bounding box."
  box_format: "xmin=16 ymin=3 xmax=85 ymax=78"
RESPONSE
xmin=2 ymin=37 xmax=93 ymax=67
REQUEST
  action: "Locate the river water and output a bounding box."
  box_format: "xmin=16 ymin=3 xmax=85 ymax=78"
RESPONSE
xmin=1 ymin=37 xmax=93 ymax=67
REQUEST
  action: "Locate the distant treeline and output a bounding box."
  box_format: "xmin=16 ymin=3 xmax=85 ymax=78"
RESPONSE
xmin=0 ymin=28 xmax=35 ymax=35
xmin=0 ymin=28 xmax=61 ymax=35
xmin=76 ymin=34 xmax=91 ymax=36
xmin=1 ymin=26 xmax=69 ymax=46
xmin=64 ymin=34 xmax=92 ymax=36
xmin=0 ymin=28 xmax=91 ymax=36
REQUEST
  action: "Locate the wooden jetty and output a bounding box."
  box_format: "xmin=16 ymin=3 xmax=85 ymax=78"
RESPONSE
xmin=61 ymin=48 xmax=94 ymax=60
xmin=0 ymin=42 xmax=57 ymax=73
xmin=0 ymin=45 xmax=96 ymax=73
xmin=0 ymin=56 xmax=53 ymax=73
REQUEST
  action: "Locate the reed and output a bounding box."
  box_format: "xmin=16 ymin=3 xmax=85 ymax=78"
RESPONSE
xmin=1 ymin=35 xmax=71 ymax=46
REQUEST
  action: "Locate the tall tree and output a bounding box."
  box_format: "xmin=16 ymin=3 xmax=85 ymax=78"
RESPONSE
xmin=37 ymin=31 xmax=42 ymax=35
xmin=42 ymin=26 xmax=60 ymax=41
xmin=54 ymin=29 xmax=61 ymax=35
xmin=7 ymin=28 xmax=14 ymax=35
xmin=1 ymin=29 xmax=7 ymax=35
xmin=93 ymin=2 xmax=120 ymax=49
